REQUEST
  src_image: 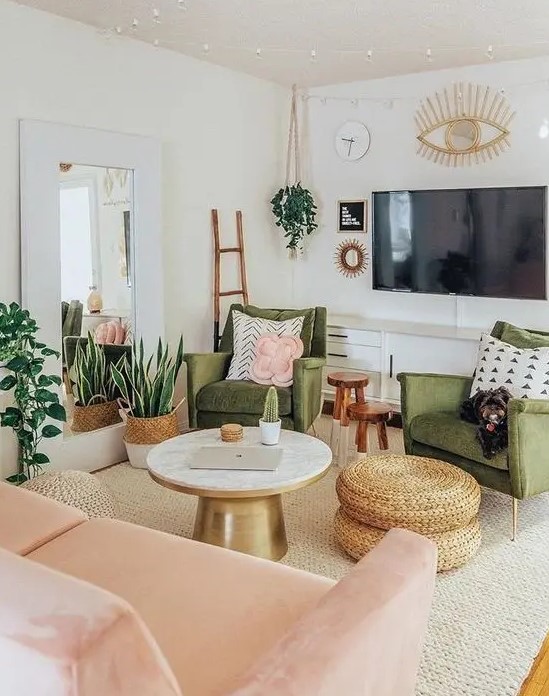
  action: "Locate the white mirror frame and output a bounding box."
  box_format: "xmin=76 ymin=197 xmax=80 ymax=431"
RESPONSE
xmin=20 ymin=120 xmax=163 ymax=472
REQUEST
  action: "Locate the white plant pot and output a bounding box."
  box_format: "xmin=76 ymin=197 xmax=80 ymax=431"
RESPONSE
xmin=259 ymin=419 xmax=282 ymax=446
xmin=124 ymin=438 xmax=155 ymax=469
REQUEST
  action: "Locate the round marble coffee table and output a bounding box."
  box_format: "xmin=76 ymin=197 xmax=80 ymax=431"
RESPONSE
xmin=147 ymin=428 xmax=332 ymax=561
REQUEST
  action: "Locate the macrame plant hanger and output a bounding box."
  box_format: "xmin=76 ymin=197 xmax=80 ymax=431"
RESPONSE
xmin=285 ymin=84 xmax=301 ymax=259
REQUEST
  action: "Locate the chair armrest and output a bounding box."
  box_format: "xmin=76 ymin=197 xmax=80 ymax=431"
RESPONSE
xmin=508 ymin=398 xmax=549 ymax=498
xmin=183 ymin=353 xmax=232 ymax=428
xmin=292 ymin=357 xmax=326 ymax=433
xmin=227 ymin=529 xmax=437 ymax=696
xmin=398 ymin=373 xmax=473 ymax=452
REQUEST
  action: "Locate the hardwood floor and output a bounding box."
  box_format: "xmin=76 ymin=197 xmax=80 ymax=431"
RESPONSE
xmin=520 ymin=634 xmax=549 ymax=695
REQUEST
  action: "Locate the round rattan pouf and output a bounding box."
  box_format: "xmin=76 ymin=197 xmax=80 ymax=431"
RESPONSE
xmin=21 ymin=470 xmax=117 ymax=518
xmin=335 ymin=454 xmax=481 ymax=572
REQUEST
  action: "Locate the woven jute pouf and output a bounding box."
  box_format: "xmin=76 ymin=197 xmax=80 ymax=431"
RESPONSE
xmin=335 ymin=507 xmax=481 ymax=572
xmin=336 ymin=454 xmax=481 ymax=535
xmin=21 ymin=470 xmax=117 ymax=518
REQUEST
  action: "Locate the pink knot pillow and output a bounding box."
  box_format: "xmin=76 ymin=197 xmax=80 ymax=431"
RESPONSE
xmin=94 ymin=320 xmax=126 ymax=345
xmin=250 ymin=333 xmax=304 ymax=387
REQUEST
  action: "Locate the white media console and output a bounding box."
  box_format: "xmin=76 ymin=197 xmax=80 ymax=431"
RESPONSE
xmin=323 ymin=315 xmax=482 ymax=409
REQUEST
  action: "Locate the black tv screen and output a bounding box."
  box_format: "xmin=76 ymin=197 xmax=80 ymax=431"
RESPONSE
xmin=372 ymin=187 xmax=547 ymax=299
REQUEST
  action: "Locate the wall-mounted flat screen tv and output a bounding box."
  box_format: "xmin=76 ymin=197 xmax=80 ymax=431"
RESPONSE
xmin=372 ymin=187 xmax=547 ymax=299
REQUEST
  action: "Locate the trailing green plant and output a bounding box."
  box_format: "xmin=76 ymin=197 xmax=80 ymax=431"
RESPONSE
xmin=271 ymin=182 xmax=318 ymax=253
xmin=0 ymin=302 xmax=66 ymax=483
xmin=71 ymin=333 xmax=123 ymax=406
xmin=261 ymin=386 xmax=279 ymax=423
xmin=111 ymin=337 xmax=184 ymax=418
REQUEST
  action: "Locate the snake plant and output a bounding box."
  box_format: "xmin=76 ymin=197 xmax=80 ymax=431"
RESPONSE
xmin=71 ymin=333 xmax=122 ymax=406
xmin=111 ymin=337 xmax=184 ymax=418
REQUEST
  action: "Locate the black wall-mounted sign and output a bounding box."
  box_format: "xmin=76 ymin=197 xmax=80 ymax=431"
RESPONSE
xmin=338 ymin=200 xmax=367 ymax=233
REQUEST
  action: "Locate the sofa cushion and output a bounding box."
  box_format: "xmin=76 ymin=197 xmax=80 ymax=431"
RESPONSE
xmin=500 ymin=323 xmax=549 ymax=349
xmin=29 ymin=519 xmax=334 ymax=696
xmin=0 ymin=546 xmax=181 ymax=696
xmin=244 ymin=305 xmax=316 ymax=357
xmin=197 ymin=380 xmax=292 ymax=415
xmin=410 ymin=412 xmax=508 ymax=471
xmin=0 ymin=481 xmax=87 ymax=555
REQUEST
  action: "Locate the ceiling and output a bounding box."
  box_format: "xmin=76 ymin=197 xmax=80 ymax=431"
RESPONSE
xmin=13 ymin=0 xmax=549 ymax=86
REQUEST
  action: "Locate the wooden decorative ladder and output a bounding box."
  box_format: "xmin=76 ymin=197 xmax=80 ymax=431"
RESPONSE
xmin=212 ymin=209 xmax=249 ymax=351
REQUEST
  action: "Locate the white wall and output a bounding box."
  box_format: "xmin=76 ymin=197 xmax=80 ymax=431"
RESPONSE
xmin=0 ymin=0 xmax=291 ymax=475
xmin=297 ymin=57 xmax=549 ymax=330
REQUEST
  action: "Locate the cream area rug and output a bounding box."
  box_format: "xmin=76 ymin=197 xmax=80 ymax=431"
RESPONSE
xmin=96 ymin=418 xmax=549 ymax=696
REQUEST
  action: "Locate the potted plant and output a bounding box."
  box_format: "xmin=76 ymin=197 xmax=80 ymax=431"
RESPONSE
xmin=0 ymin=302 xmax=66 ymax=483
xmin=111 ymin=337 xmax=184 ymax=468
xmin=271 ymin=183 xmax=318 ymax=257
xmin=259 ymin=386 xmax=281 ymax=445
xmin=69 ymin=333 xmax=123 ymax=432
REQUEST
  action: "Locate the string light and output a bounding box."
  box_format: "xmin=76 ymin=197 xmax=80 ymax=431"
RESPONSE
xmin=426 ymin=48 xmax=433 ymax=62
xmin=256 ymin=47 xmax=262 ymax=58
xmin=115 ymin=26 xmax=122 ymax=35
xmin=153 ymin=8 xmax=160 ymax=23
xmin=310 ymin=49 xmax=317 ymax=62
xmin=177 ymin=0 xmax=187 ymax=9
xmin=131 ymin=18 xmax=139 ymax=31
xmin=153 ymin=39 xmax=159 ymax=47
xmin=203 ymin=43 xmax=210 ymax=53
xmin=486 ymin=44 xmax=494 ymax=60
xmin=366 ymin=49 xmax=373 ymax=62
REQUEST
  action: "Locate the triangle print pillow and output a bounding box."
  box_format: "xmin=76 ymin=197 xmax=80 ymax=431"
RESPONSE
xmin=470 ymin=333 xmax=549 ymax=400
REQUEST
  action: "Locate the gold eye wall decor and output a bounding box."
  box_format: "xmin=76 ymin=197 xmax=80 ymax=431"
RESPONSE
xmin=415 ymin=82 xmax=515 ymax=166
xmin=334 ymin=239 xmax=368 ymax=278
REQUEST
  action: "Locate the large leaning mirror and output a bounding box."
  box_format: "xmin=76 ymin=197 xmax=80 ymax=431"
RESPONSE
xmin=20 ymin=121 xmax=163 ymax=471
xmin=59 ymin=164 xmax=134 ymax=437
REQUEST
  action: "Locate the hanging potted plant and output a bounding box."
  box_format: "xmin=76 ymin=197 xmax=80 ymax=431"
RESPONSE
xmin=259 ymin=386 xmax=281 ymax=445
xmin=111 ymin=337 xmax=184 ymax=468
xmin=0 ymin=302 xmax=66 ymax=483
xmin=271 ymin=85 xmax=318 ymax=258
xmin=69 ymin=334 xmax=123 ymax=432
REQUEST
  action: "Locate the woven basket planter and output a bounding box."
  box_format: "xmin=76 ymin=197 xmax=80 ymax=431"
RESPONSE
xmin=124 ymin=410 xmax=180 ymax=446
xmin=71 ymin=400 xmax=121 ymax=433
xmin=334 ymin=506 xmax=481 ymax=572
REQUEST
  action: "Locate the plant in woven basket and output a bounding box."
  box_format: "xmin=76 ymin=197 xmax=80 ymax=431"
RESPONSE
xmin=71 ymin=333 xmax=122 ymax=406
xmin=259 ymin=386 xmax=281 ymax=445
xmin=261 ymin=386 xmax=279 ymax=423
xmin=111 ymin=337 xmax=184 ymax=419
xmin=0 ymin=302 xmax=66 ymax=483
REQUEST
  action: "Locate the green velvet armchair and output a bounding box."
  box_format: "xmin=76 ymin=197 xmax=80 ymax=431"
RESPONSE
xmin=184 ymin=305 xmax=327 ymax=433
xmin=398 ymin=321 xmax=549 ymax=540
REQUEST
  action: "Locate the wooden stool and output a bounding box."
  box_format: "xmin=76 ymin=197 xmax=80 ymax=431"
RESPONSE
xmin=347 ymin=401 xmax=393 ymax=453
xmin=327 ymin=372 xmax=369 ymax=462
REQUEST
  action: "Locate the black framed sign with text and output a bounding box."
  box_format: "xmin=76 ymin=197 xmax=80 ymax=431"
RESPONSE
xmin=338 ymin=200 xmax=367 ymax=233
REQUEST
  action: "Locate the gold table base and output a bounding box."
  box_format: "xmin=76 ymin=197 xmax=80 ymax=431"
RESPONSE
xmin=193 ymin=494 xmax=288 ymax=561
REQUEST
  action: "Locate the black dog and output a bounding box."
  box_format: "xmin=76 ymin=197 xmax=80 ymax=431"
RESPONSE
xmin=460 ymin=387 xmax=512 ymax=459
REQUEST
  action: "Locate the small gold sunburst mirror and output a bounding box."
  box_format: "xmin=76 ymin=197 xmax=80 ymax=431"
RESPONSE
xmin=415 ymin=82 xmax=515 ymax=166
xmin=334 ymin=239 xmax=368 ymax=278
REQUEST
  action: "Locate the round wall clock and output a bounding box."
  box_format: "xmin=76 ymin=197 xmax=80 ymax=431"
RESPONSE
xmin=335 ymin=121 xmax=371 ymax=161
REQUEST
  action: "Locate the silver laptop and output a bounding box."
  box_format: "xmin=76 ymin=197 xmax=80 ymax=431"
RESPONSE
xmin=190 ymin=445 xmax=282 ymax=471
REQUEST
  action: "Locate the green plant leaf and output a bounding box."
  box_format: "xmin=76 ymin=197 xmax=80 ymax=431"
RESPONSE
xmin=1 ymin=409 xmax=21 ymax=428
xmin=46 ymin=403 xmax=67 ymax=421
xmin=6 ymin=355 xmax=28 ymax=371
xmin=34 ymin=388 xmax=58 ymax=403
xmin=41 ymin=424 xmax=62 ymax=438
xmin=33 ymin=452 xmax=50 ymax=465
xmin=0 ymin=374 xmax=17 ymax=391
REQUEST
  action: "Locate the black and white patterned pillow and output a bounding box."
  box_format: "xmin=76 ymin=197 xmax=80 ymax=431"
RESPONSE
xmin=470 ymin=333 xmax=549 ymax=399
xmin=226 ymin=310 xmax=304 ymax=381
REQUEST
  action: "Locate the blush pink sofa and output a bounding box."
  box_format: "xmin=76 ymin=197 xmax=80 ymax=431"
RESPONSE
xmin=0 ymin=481 xmax=437 ymax=696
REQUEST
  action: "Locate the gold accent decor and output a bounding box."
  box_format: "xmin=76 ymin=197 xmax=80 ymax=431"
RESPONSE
xmin=334 ymin=239 xmax=368 ymax=278
xmin=193 ymin=494 xmax=288 ymax=561
xmin=415 ymin=82 xmax=515 ymax=166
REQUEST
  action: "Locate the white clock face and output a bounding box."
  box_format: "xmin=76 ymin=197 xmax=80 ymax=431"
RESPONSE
xmin=335 ymin=121 xmax=371 ymax=161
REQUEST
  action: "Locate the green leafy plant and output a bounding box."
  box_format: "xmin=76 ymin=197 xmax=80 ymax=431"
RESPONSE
xmin=71 ymin=333 xmax=123 ymax=406
xmin=111 ymin=337 xmax=184 ymax=418
xmin=271 ymin=182 xmax=318 ymax=252
xmin=261 ymin=386 xmax=280 ymax=423
xmin=0 ymin=302 xmax=66 ymax=483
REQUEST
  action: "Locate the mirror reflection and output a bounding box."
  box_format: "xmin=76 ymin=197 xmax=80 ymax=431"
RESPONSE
xmin=446 ymin=119 xmax=479 ymax=152
xmin=59 ymin=164 xmax=134 ymax=436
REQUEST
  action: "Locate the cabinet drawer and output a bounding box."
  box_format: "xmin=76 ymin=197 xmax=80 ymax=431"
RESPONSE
xmin=326 ymin=342 xmax=381 ymax=372
xmin=322 ymin=367 xmax=381 ymax=399
xmin=327 ymin=327 xmax=381 ymax=348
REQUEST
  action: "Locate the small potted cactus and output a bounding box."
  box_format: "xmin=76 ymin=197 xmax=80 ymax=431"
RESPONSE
xmin=259 ymin=386 xmax=281 ymax=445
